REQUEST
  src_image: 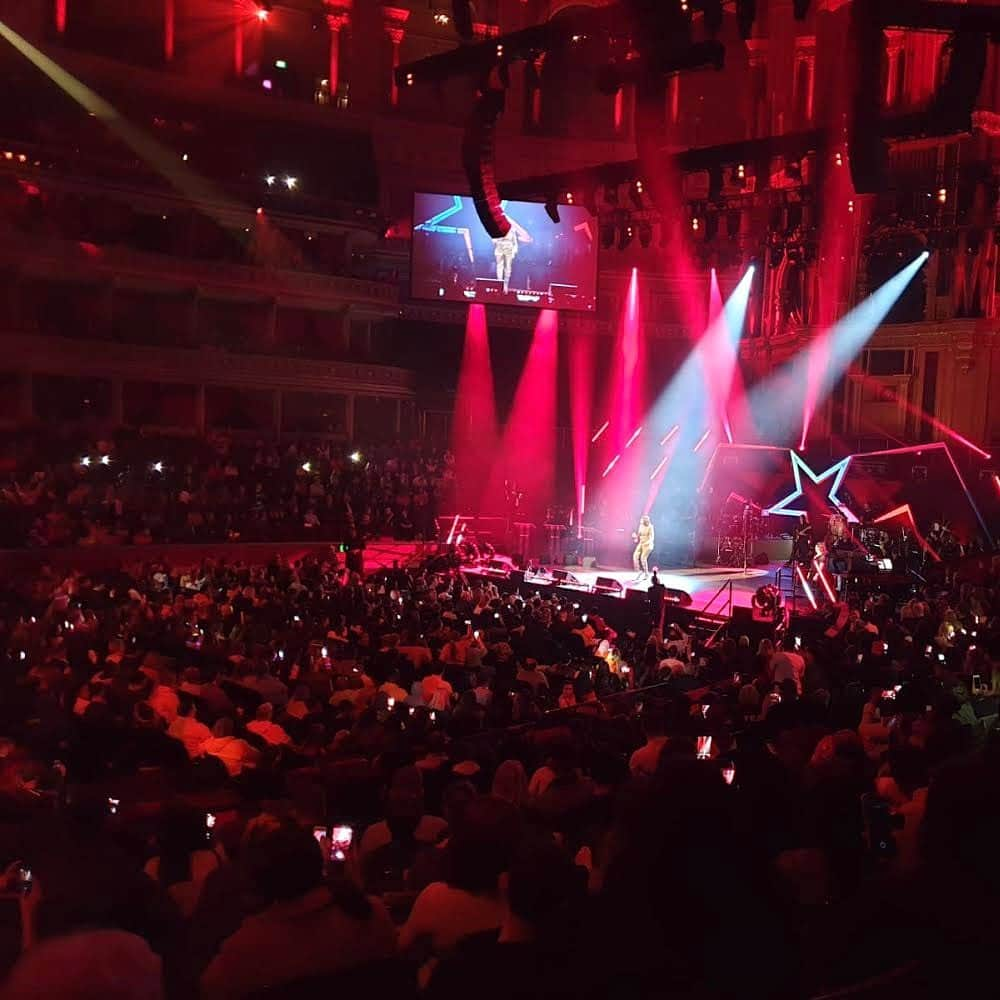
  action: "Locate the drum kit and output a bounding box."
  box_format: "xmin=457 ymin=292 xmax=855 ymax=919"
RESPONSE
xmin=716 ymin=494 xmax=764 ymax=569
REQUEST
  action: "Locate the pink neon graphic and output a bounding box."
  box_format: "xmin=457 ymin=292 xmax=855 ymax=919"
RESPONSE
xmin=994 ymin=474 xmax=1000 ymax=496
xmin=590 ymin=420 xmax=609 ymax=444
xmin=660 ymin=425 xmax=680 ymax=446
xmin=649 ymin=454 xmax=671 ymax=481
xmin=602 ymin=454 xmax=622 ymax=478
xmin=873 ymin=504 xmax=941 ymax=562
xmin=854 ymin=372 xmax=991 ymax=460
xmin=693 ymin=428 xmax=712 ymax=453
xmin=813 ymin=559 xmax=837 ymax=602
xmin=625 ymin=426 xmax=643 ymax=449
xmin=445 ymin=514 xmax=461 ymax=546
xmin=795 ymin=564 xmax=817 ymax=609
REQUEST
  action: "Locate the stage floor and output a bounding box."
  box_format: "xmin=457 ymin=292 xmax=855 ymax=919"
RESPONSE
xmin=360 ymin=539 xmax=779 ymax=615
xmin=525 ymin=564 xmax=775 ymax=613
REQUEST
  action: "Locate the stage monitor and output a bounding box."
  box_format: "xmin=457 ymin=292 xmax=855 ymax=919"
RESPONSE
xmin=411 ymin=192 xmax=598 ymax=312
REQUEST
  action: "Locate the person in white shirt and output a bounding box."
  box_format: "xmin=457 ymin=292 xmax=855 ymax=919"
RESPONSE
xmin=201 ymin=717 xmax=260 ymax=776
xmin=167 ymin=696 xmax=212 ymax=758
xmin=246 ymin=703 xmax=292 ymax=746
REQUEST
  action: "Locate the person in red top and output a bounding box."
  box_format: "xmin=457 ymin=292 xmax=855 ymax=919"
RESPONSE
xmin=421 ymin=662 xmax=454 ymax=710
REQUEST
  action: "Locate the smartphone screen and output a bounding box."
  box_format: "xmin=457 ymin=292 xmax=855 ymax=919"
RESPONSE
xmin=330 ymin=825 xmax=353 ymax=861
xmin=107 ymin=797 xmax=120 ymax=816
xmin=312 ymin=825 xmax=327 ymax=848
xmin=973 ymin=674 xmax=982 ymax=692
xmin=18 ymin=867 xmax=32 ymax=896
xmin=696 ymin=736 xmax=712 ymax=759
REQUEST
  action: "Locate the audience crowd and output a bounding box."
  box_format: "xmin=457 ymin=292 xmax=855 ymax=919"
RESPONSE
xmin=1 ymin=540 xmax=1000 ymax=999
xmin=0 ymin=431 xmax=447 ymax=548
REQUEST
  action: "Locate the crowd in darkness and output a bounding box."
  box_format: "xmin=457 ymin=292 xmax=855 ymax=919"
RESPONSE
xmin=1 ymin=540 xmax=1000 ymax=999
xmin=0 ymin=431 xmax=447 ymax=548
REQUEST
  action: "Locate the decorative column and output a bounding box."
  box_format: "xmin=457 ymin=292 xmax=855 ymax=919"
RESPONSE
xmin=793 ymin=36 xmax=816 ymax=124
xmin=233 ymin=0 xmax=245 ymax=77
xmin=745 ymin=39 xmax=768 ymax=139
xmin=164 ymin=0 xmax=175 ymax=61
xmin=528 ymin=52 xmax=545 ymax=127
xmin=382 ymin=6 xmax=410 ymax=107
xmin=667 ymin=74 xmax=680 ymax=126
xmin=55 ymin=0 xmax=67 ymax=34
xmin=345 ymin=394 xmax=356 ymax=441
xmin=325 ymin=2 xmax=351 ymax=100
xmin=884 ymin=30 xmax=905 ymax=107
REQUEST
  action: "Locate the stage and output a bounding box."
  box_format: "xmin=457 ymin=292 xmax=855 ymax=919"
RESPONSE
xmin=516 ymin=563 xmax=775 ymax=613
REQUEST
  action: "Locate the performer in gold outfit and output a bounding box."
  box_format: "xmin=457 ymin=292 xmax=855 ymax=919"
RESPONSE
xmin=632 ymin=514 xmax=655 ymax=580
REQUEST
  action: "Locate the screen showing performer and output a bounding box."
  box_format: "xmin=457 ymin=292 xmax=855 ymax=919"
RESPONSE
xmin=411 ymin=193 xmax=598 ymax=311
xmin=632 ymin=515 xmax=655 ymax=580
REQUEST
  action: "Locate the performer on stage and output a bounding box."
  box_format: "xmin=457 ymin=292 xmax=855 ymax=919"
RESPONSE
xmin=790 ymin=514 xmax=814 ymax=566
xmin=632 ymin=514 xmax=655 ymax=580
xmin=492 ymin=229 xmax=518 ymax=293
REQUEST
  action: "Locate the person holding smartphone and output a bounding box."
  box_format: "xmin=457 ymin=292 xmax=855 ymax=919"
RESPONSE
xmin=201 ymin=824 xmax=395 ymax=1000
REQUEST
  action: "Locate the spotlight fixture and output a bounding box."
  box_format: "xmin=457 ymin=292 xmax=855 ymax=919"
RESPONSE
xmin=79 ymin=456 xmax=91 ymax=467
xmin=265 ymin=175 xmax=276 ymax=186
xmin=564 ymin=191 xmax=574 ymax=205
xmin=284 ymin=176 xmax=298 ymax=190
xmin=151 ymin=461 xmax=164 ymax=473
xmin=99 ymin=455 xmax=111 ymax=466
xmin=736 ymin=163 xmax=746 ymax=180
xmin=629 ymin=180 xmax=644 ymax=211
xmin=350 ymin=451 xmax=363 ymax=463
xmin=432 ymin=9 xmax=450 ymax=26
xmin=937 ymin=187 xmax=947 ymax=204
xmin=255 ymin=3 xmax=271 ymax=22
xmin=545 ymin=197 xmax=560 ymax=224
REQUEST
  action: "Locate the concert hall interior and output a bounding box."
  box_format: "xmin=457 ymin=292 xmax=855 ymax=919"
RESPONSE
xmin=2 ymin=1 xmax=1000 ymax=998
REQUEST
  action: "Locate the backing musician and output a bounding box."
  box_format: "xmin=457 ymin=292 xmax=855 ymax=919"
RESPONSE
xmin=790 ymin=514 xmax=814 ymax=566
xmin=632 ymin=514 xmax=655 ymax=580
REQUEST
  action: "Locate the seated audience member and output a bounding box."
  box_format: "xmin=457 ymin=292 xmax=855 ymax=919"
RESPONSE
xmin=491 ymin=760 xmax=528 ymax=808
xmin=144 ymin=806 xmax=223 ymax=918
xmin=426 ymin=838 xmax=588 ymax=1000
xmin=421 ymin=662 xmax=455 ymax=711
xmin=359 ymin=766 xmax=447 ymax=860
xmin=167 ymin=694 xmax=212 ymax=759
xmin=629 ymin=707 xmax=669 ymax=778
xmin=245 ymin=702 xmax=291 ymax=746
xmin=3 ymin=930 xmax=164 ymax=1000
xmin=201 ymin=824 xmax=396 ymax=999
xmin=399 ymin=796 xmax=521 ymax=961
xmin=200 ymin=717 xmax=261 ymax=776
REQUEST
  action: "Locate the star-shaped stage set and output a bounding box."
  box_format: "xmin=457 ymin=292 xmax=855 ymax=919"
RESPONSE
xmin=701 ymin=441 xmax=992 ymax=557
xmin=764 ymin=451 xmax=858 ymax=523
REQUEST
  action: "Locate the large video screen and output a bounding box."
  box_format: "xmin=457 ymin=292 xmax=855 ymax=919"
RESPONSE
xmin=411 ymin=193 xmax=598 ymax=311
